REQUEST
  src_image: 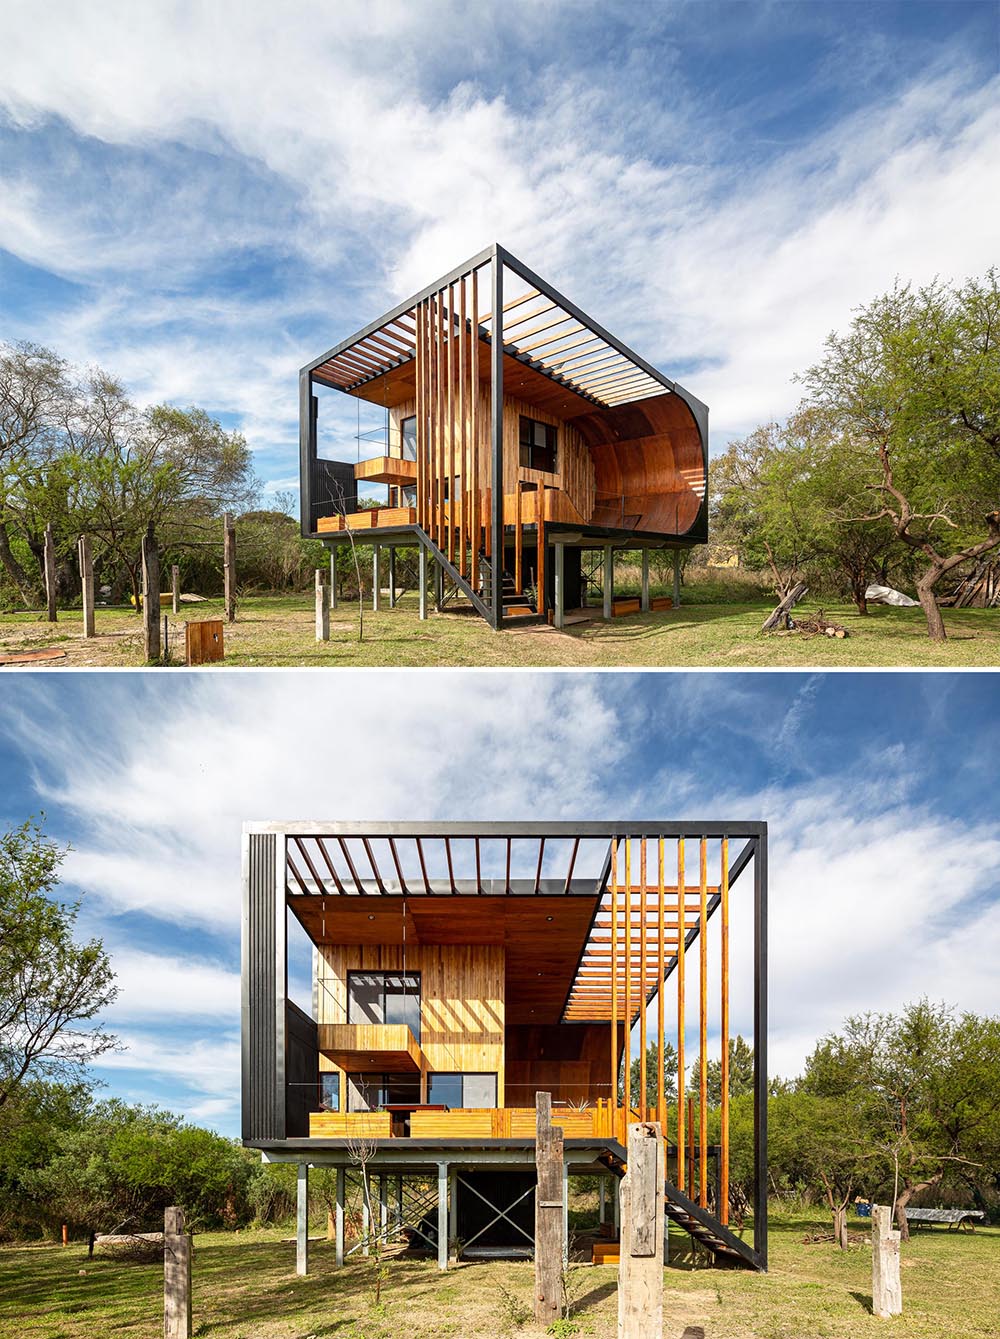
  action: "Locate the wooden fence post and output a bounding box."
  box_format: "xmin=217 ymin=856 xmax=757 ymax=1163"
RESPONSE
xmin=223 ymin=513 xmax=236 ymax=623
xmin=618 ymin=1122 xmax=664 ymax=1339
xmin=163 ymin=1205 xmax=192 ymax=1339
xmin=534 ymin=1091 xmax=564 ymax=1327
xmin=315 ymin=569 xmax=330 ymax=641
xmin=44 ymin=522 xmax=57 ymax=621
xmin=78 ymin=534 xmax=95 ymax=637
xmin=141 ymin=523 xmax=161 ymax=663
xmin=872 ymin=1204 xmax=902 ymax=1318
xmin=171 ymin=564 xmax=180 ymax=615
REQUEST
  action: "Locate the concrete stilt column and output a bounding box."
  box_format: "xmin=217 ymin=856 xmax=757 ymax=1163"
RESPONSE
xmin=449 ymin=1168 xmax=459 ymax=1262
xmin=396 ymin=1174 xmax=403 ymax=1230
xmin=335 ymin=1167 xmax=345 ymax=1267
xmin=599 ymin=1177 xmax=606 ymax=1225
xmin=437 ymin=1163 xmax=449 ymax=1271
xmin=603 ymin=546 xmax=613 ymax=621
xmin=563 ymin=1160 xmax=570 ymax=1266
xmin=419 ymin=547 xmax=428 ymax=619
xmin=379 ymin=1174 xmax=388 ymax=1241
xmin=672 ymin=550 xmax=681 ymax=607
xmin=388 ymin=548 xmax=397 ymax=608
xmin=330 ymin=549 xmax=338 ymax=609
xmin=372 ymin=545 xmax=381 ymax=612
xmin=296 ymin=1163 xmax=309 ymax=1276
xmin=641 ymin=550 xmax=650 ymax=611
xmin=554 ymin=542 xmax=565 ymax=629
xmin=362 ymin=1182 xmax=370 ymax=1256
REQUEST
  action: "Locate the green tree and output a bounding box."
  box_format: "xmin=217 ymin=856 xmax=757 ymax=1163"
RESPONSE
xmin=800 ymin=271 xmax=1000 ymax=639
xmin=0 ymin=819 xmax=117 ymax=1110
xmin=621 ymin=1039 xmax=678 ymax=1111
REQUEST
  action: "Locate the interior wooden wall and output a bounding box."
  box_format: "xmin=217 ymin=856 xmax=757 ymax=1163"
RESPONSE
xmin=504 ymin=1023 xmax=620 ymax=1107
xmin=316 ymin=943 xmax=505 ymax=1102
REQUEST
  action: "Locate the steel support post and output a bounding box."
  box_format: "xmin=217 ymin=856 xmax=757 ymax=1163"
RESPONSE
xmin=435 ymin=559 xmax=444 ymax=612
xmin=554 ymin=541 xmax=565 ymax=629
xmin=437 ymin=1163 xmax=449 ymax=1271
xmin=641 ymin=550 xmax=650 ymax=611
xmin=672 ymin=550 xmax=681 ymax=607
xmin=753 ymin=833 xmax=768 ymax=1269
xmin=335 ymin=1167 xmax=345 ymax=1267
xmin=296 ymin=1163 xmax=309 ymax=1276
xmin=599 ymin=1177 xmax=606 ymax=1225
xmin=419 ymin=545 xmax=428 ymax=619
xmin=603 ymin=546 xmax=613 ymax=620
xmin=380 ymin=1174 xmax=388 ymax=1238
xmin=372 ymin=545 xmax=380 ymax=612
xmin=329 ymin=548 xmax=338 ymax=609
xmin=562 ymin=1160 xmax=570 ymax=1266
xmin=449 ymin=1168 xmax=459 ymax=1262
xmin=388 ymin=549 xmax=397 ymax=608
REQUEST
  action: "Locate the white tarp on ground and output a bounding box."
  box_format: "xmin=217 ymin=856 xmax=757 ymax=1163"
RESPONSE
xmin=866 ymin=584 xmax=918 ymax=606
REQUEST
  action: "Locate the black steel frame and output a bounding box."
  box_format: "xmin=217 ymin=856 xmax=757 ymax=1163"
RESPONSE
xmin=297 ymin=243 xmax=710 ymax=623
xmin=242 ymin=819 xmax=767 ymax=1266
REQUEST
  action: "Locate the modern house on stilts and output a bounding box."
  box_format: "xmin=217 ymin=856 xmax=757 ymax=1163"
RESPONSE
xmin=241 ymin=821 xmax=767 ymax=1274
xmin=299 ymin=245 xmax=708 ymax=628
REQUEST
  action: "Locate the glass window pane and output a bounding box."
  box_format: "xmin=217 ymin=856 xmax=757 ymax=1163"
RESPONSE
xmin=428 ymin=1074 xmax=463 ymax=1109
xmin=401 ymin=416 xmax=417 ymax=460
xmin=384 ymin=1073 xmax=422 ymax=1105
xmin=348 ymin=973 xmax=383 ymax=1025
xmin=348 ymin=1073 xmax=381 ymax=1111
xmin=383 ymin=973 xmax=421 ymax=1041
xmin=320 ymin=1073 xmax=340 ymax=1111
xmin=463 ymin=1073 xmax=497 ymax=1109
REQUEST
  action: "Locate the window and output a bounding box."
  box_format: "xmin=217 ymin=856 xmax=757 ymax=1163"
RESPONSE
xmin=347 ymin=971 xmax=421 ymax=1041
xmin=347 ymin=1072 xmax=422 ymax=1111
xmin=519 ymin=416 xmax=558 ymax=473
xmin=320 ymin=1073 xmax=340 ymax=1112
xmin=401 ymin=415 xmax=417 ymax=461
xmin=428 ymin=1072 xmax=498 ymax=1110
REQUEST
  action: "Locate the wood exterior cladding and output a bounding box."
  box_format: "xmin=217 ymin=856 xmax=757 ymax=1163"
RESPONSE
xmin=505 ymin=1023 xmax=620 ymax=1108
xmin=316 ymin=943 xmax=505 ymax=1105
xmin=391 ymin=389 xmax=594 ymax=530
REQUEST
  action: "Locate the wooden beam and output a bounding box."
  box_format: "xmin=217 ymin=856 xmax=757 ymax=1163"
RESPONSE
xmin=447 ymin=282 xmax=456 ymax=566
xmin=470 ymin=271 xmax=480 ymax=592
xmin=458 ymin=275 xmax=467 ymax=577
xmin=676 ymin=838 xmax=686 ymax=1192
xmin=639 ymin=837 xmax=647 ymax=1117
xmin=699 ymin=837 xmax=708 ymax=1208
xmin=657 ymin=837 xmax=666 ymax=1135
xmin=624 ymin=838 xmax=632 ymax=1121
xmin=720 ymin=837 xmax=730 ymax=1225
xmin=610 ymin=838 xmax=619 ymax=1125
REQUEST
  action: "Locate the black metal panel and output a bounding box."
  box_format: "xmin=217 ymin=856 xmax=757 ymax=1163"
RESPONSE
xmin=243 ymin=832 xmax=283 ymax=1142
xmin=490 ymin=250 xmax=504 ymax=628
xmin=753 ymin=832 xmax=768 ymax=1269
xmin=310 ymin=459 xmax=358 ymax=532
xmin=285 ymin=1000 xmax=319 ymax=1138
xmin=299 ymin=374 xmax=314 ymax=539
xmin=457 ymin=1171 xmax=535 ymax=1248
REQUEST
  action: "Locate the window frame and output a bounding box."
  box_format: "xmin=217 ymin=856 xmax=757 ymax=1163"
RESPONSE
xmin=427 ymin=1071 xmax=499 ymax=1110
xmin=518 ymin=415 xmax=558 ymax=474
xmin=346 ymin=970 xmax=422 ymax=1042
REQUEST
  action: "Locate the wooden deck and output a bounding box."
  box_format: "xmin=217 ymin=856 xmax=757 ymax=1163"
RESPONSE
xmin=308 ymin=1099 xmax=625 ymax=1141
xmin=317 ymin=506 xmax=417 ymax=533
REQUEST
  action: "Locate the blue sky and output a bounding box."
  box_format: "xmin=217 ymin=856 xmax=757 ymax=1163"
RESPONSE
xmin=1 ymin=1 xmax=997 ymax=500
xmin=1 ymin=670 xmax=998 ymax=1136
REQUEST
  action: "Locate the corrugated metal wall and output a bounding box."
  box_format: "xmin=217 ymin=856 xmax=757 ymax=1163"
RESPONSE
xmin=242 ymin=832 xmax=284 ymax=1142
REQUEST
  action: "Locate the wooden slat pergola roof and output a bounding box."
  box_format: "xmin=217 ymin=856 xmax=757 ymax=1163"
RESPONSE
xmin=249 ymin=820 xmax=762 ymax=1027
xmin=303 ymin=243 xmax=693 ymax=414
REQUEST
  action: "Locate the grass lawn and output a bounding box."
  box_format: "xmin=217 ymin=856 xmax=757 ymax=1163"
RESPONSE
xmin=0 ymin=1211 xmax=995 ymax=1339
xmin=0 ymin=585 xmax=997 ymax=668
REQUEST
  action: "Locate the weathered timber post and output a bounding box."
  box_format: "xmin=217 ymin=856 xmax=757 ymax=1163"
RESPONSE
xmin=171 ymin=564 xmax=180 ymax=615
xmin=164 ymin=1205 xmax=192 ymax=1339
xmin=872 ymin=1204 xmax=902 ymax=1318
xmin=141 ymin=523 xmax=161 ymax=662
xmin=315 ymin=570 xmax=329 ymax=641
xmin=296 ymin=1163 xmax=309 ymax=1276
xmin=618 ymin=1122 xmax=664 ymax=1339
xmin=223 ymin=513 xmax=236 ymax=623
xmin=78 ymin=534 xmax=95 ymax=637
xmin=44 ymin=522 xmax=57 ymax=621
xmin=534 ymin=1092 xmax=564 ymax=1326
xmin=640 ymin=550 xmax=649 ymax=612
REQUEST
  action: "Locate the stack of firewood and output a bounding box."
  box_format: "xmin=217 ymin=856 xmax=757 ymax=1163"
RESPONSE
xmin=790 ymin=610 xmax=849 ymax=638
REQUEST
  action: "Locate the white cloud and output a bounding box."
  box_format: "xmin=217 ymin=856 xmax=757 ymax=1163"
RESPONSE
xmin=106 ymin=947 xmax=240 ymax=1021
xmin=0 ymin=2 xmax=995 ymax=468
